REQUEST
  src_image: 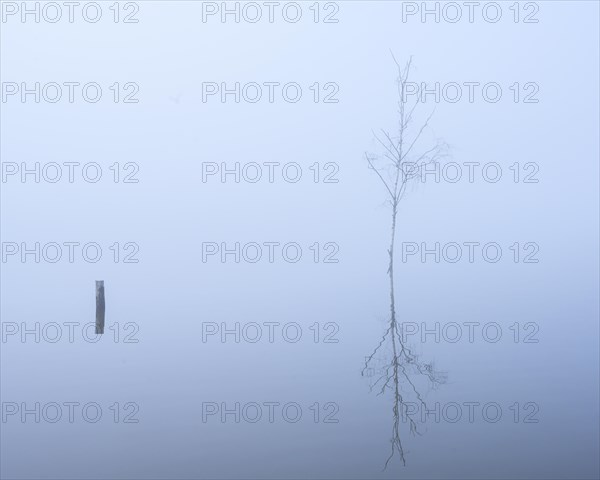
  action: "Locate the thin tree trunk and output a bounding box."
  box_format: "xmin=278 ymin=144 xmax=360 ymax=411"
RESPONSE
xmin=388 ymin=200 xmax=407 ymax=466
xmin=389 ymin=201 xmax=398 ymax=327
xmin=388 ymin=202 xmax=400 ymax=377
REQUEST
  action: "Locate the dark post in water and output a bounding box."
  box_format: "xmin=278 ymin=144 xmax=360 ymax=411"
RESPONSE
xmin=95 ymin=280 xmax=105 ymax=334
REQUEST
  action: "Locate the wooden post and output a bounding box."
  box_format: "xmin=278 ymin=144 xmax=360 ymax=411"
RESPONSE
xmin=95 ymin=280 xmax=105 ymax=334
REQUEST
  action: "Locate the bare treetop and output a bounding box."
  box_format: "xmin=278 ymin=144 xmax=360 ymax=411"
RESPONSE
xmin=366 ymin=53 xmax=449 ymax=207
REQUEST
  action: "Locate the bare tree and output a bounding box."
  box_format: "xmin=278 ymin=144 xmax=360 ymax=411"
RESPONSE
xmin=362 ymin=54 xmax=448 ymax=468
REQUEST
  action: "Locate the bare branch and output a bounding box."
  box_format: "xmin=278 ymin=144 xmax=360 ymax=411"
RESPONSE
xmin=373 ymin=130 xmax=400 ymax=164
xmin=365 ymin=152 xmax=395 ymax=200
xmin=401 ymin=109 xmax=436 ymax=161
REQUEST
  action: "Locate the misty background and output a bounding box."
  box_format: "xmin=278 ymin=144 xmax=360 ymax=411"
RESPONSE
xmin=1 ymin=1 xmax=599 ymax=478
